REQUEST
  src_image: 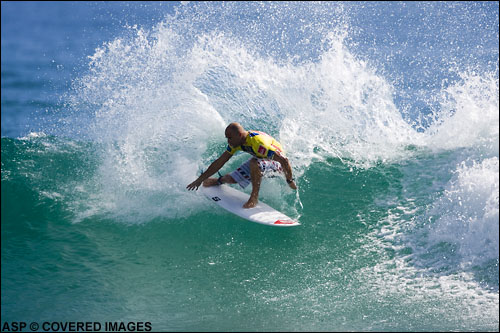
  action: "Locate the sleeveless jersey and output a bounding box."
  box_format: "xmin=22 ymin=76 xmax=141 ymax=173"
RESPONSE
xmin=226 ymin=131 xmax=284 ymax=159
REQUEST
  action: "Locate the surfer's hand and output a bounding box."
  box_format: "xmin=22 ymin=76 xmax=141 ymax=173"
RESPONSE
xmin=187 ymin=179 xmax=202 ymax=191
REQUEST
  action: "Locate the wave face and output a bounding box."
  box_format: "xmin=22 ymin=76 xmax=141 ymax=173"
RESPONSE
xmin=2 ymin=2 xmax=498 ymax=331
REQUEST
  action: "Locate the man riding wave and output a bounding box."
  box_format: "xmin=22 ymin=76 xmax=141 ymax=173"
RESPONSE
xmin=186 ymin=122 xmax=297 ymax=208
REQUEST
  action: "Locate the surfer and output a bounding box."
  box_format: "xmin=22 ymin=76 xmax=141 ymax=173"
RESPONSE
xmin=186 ymin=122 xmax=297 ymax=208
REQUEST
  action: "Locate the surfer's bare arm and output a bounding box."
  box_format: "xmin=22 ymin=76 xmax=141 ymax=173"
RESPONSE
xmin=186 ymin=151 xmax=232 ymax=190
xmin=273 ymin=151 xmax=297 ymax=190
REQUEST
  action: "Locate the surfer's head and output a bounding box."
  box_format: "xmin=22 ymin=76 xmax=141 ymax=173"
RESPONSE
xmin=225 ymin=122 xmax=247 ymax=147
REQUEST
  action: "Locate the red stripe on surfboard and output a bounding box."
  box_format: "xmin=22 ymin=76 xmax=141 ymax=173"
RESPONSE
xmin=274 ymin=219 xmax=296 ymax=225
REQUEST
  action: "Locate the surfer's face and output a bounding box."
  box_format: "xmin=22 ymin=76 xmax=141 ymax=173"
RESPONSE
xmin=225 ymin=129 xmax=243 ymax=147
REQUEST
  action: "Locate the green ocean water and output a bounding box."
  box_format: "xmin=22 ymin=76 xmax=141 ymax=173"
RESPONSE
xmin=2 ymin=135 xmax=498 ymax=331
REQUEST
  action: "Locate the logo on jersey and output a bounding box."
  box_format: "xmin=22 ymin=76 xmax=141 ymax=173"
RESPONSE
xmin=258 ymin=145 xmax=267 ymax=156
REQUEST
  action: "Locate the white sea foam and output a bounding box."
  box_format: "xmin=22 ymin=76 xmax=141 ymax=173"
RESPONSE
xmin=426 ymin=157 xmax=499 ymax=267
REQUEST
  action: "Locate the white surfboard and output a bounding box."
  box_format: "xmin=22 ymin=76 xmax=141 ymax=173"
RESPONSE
xmin=201 ymin=184 xmax=300 ymax=227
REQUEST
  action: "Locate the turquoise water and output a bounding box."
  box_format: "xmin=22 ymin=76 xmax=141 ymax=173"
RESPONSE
xmin=2 ymin=2 xmax=498 ymax=331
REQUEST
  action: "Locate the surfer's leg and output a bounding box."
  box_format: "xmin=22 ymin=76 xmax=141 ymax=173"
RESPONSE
xmin=243 ymin=158 xmax=262 ymax=208
xmin=202 ymin=178 xmax=219 ymax=187
xmin=220 ymin=174 xmax=237 ymax=184
xmin=202 ymin=174 xmax=236 ymax=187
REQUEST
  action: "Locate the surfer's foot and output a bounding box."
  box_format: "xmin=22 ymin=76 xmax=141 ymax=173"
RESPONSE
xmin=202 ymin=178 xmax=220 ymax=187
xmin=243 ymin=197 xmax=258 ymax=209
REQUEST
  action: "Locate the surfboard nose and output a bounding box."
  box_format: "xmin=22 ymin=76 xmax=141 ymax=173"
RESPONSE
xmin=274 ymin=219 xmax=300 ymax=225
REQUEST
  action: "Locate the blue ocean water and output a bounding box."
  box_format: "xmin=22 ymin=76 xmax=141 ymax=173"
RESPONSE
xmin=1 ymin=1 xmax=498 ymax=331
